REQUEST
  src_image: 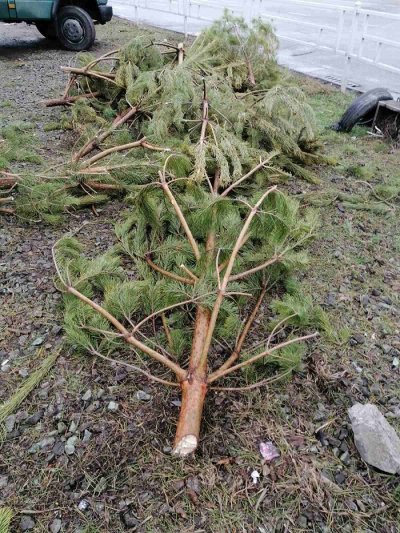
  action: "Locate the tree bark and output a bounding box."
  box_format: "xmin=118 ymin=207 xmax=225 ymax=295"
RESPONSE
xmin=173 ymin=306 xmax=211 ymax=456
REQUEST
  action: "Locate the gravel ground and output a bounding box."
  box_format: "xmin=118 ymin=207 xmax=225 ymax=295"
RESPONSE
xmin=0 ymin=17 xmax=400 ymax=533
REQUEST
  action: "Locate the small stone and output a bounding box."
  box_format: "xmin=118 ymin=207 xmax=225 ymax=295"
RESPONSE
xmin=328 ymin=437 xmax=341 ymax=448
xmin=335 ymin=472 xmax=346 ymax=485
xmin=392 ymin=357 xmax=399 ymax=369
xmin=39 ymin=436 xmax=55 ymax=449
xmin=18 ymin=368 xmax=29 ymax=378
xmin=350 ymin=333 xmax=365 ymax=345
xmin=32 ymin=336 xmax=44 ymax=346
xmin=5 ymin=414 xmax=16 ymax=432
xmin=69 ymin=421 xmax=78 ymax=433
xmin=26 ymin=410 xmax=44 ymax=425
xmin=381 ymin=344 xmax=392 ymax=355
xmin=360 ymin=295 xmax=369 ymax=307
xmin=57 ymin=421 xmax=67 ymax=434
xmin=298 ymin=515 xmax=308 ymax=528
xmin=53 ymin=442 xmax=65 ymax=456
xmin=340 ymin=451 xmax=350 ymax=465
xmin=108 ymin=401 xmax=119 ymax=411
xmin=122 ymin=512 xmax=140 ymax=528
xmin=136 ymin=390 xmax=151 ymax=401
xmin=171 ymin=399 xmax=181 ymax=407
xmin=28 ymin=442 xmax=41 ymax=454
xmin=82 ymin=429 xmax=92 ymax=443
xmin=0 ymin=475 xmax=9 ymax=489
xmin=50 ymin=518 xmax=62 ymax=533
xmin=326 ymin=292 xmax=336 ymax=306
xmin=65 ymin=436 xmax=78 ymax=455
xmin=38 ymin=389 xmax=48 ymax=400
xmin=82 ymin=389 xmax=92 ymax=402
xmin=346 ymin=500 xmax=358 ymax=511
xmin=51 ymin=325 xmax=63 ymax=335
xmin=20 ymin=515 xmax=35 ymax=531
xmin=78 ymin=499 xmax=89 ymax=511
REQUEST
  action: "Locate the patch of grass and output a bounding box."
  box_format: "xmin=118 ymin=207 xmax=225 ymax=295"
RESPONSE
xmin=345 ymin=164 xmax=373 ymax=180
xmin=0 ymin=122 xmax=42 ymax=168
xmin=0 ymin=100 xmax=13 ymax=108
xmin=43 ymin=121 xmax=61 ymax=132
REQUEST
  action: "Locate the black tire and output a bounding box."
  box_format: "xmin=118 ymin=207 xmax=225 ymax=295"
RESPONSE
xmin=333 ymin=88 xmax=393 ymax=132
xmin=56 ymin=6 xmax=95 ymax=52
xmin=36 ymin=21 xmax=57 ymax=40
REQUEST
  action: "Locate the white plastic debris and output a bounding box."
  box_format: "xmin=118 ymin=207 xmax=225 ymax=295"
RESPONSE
xmin=259 ymin=441 xmax=280 ymax=462
xmin=251 ymin=470 xmax=260 ymax=484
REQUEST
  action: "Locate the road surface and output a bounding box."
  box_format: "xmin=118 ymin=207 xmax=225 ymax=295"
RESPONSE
xmin=110 ymin=0 xmax=400 ymax=96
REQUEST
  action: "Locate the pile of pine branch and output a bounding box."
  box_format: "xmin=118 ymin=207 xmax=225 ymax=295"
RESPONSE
xmin=0 ymin=13 xmax=323 ymax=221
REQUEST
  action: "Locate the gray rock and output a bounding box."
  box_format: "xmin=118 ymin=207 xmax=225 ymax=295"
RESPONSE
xmin=57 ymin=421 xmax=67 ymax=434
xmin=26 ymin=410 xmax=44 ymax=425
xmin=122 ymin=512 xmax=140 ymax=528
xmin=32 ymin=336 xmax=44 ymax=346
xmin=82 ymin=389 xmax=92 ymax=402
xmin=53 ymin=441 xmax=65 ymax=456
xmin=340 ymin=451 xmax=350 ymax=465
xmin=0 ymin=475 xmax=9 ymax=489
xmin=107 ymin=401 xmax=119 ymax=411
xmin=136 ymin=390 xmax=151 ymax=401
xmin=65 ymin=436 xmax=78 ymax=455
xmin=18 ymin=368 xmax=29 ymax=378
xmin=350 ymin=333 xmax=365 ymax=345
xmin=69 ymin=420 xmax=78 ymax=433
xmin=20 ymin=515 xmax=35 ymax=531
xmin=28 ymin=442 xmax=42 ymax=454
xmin=381 ymin=344 xmax=392 ymax=354
xmin=348 ymin=403 xmax=400 ymax=474
xmin=82 ymin=429 xmax=92 ymax=443
xmin=39 ymin=436 xmax=55 ymax=449
xmin=50 ymin=518 xmax=62 ymax=533
xmin=5 ymin=414 xmax=16 ymax=432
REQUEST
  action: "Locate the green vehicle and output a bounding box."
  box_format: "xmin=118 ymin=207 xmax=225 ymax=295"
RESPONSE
xmin=0 ymin=0 xmax=113 ymax=51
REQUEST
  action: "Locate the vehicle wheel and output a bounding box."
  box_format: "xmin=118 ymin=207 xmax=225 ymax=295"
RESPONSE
xmin=36 ymin=21 xmax=57 ymax=40
xmin=333 ymin=88 xmax=393 ymax=132
xmin=56 ymin=6 xmax=95 ymax=51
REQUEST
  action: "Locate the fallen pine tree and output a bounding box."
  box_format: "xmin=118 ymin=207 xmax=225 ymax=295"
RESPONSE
xmin=6 ymin=15 xmax=333 ymax=455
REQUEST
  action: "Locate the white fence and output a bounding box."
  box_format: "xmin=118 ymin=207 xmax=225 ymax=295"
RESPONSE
xmin=112 ymin=0 xmax=400 ymax=92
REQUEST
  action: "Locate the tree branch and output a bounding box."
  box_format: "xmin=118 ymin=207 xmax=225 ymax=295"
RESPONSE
xmin=64 ymin=285 xmax=186 ymax=380
xmin=229 ymin=255 xmax=281 ymax=282
xmin=221 ymin=152 xmax=280 ymax=198
xmin=145 ymin=254 xmax=195 ymax=285
xmin=74 ymin=106 xmax=138 ymax=162
xmin=207 ymin=332 xmax=318 ymax=383
xmin=159 ymin=171 xmax=201 ymax=261
xmin=217 ymin=284 xmax=268 ymax=373
xmin=198 ymin=186 xmax=278 ymax=365
xmin=89 ymin=345 xmax=179 ymax=387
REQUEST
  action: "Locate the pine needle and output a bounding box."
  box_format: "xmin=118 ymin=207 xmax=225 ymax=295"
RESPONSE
xmin=0 ymin=348 xmax=61 ymax=445
xmin=0 ymin=508 xmax=13 ymax=533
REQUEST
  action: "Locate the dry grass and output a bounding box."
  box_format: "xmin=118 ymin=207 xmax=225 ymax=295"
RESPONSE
xmin=0 ymin=18 xmax=399 ymax=533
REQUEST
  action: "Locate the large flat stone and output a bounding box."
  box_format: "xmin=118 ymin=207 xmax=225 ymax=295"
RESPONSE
xmin=348 ymin=403 xmax=400 ymax=474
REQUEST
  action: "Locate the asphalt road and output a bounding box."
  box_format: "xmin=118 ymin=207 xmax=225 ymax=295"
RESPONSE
xmin=110 ymin=0 xmax=400 ymax=96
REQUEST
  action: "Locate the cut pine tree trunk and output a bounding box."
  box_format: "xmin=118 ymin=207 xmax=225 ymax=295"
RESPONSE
xmin=173 ymin=306 xmax=210 ymax=456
